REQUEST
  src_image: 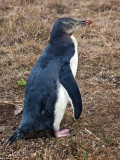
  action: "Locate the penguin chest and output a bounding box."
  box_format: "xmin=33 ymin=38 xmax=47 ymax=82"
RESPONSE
xmin=70 ymin=35 xmax=78 ymax=77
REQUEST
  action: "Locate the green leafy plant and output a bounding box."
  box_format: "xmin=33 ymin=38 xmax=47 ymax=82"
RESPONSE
xmin=21 ymin=68 xmax=31 ymax=71
xmin=17 ymin=78 xmax=26 ymax=86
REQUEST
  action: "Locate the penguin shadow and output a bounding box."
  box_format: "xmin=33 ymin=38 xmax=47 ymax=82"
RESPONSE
xmin=24 ymin=130 xmax=52 ymax=141
xmin=24 ymin=129 xmax=74 ymax=141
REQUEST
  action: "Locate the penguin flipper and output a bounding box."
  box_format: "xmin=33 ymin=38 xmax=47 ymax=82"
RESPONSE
xmin=59 ymin=63 xmax=82 ymax=120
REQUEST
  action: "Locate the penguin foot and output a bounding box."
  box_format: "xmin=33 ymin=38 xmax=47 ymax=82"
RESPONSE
xmin=55 ymin=129 xmax=70 ymax=138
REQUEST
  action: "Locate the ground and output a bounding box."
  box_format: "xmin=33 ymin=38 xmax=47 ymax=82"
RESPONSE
xmin=0 ymin=0 xmax=120 ymax=159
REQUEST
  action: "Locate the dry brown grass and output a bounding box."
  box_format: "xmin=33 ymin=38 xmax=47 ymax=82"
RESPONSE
xmin=0 ymin=0 xmax=120 ymax=159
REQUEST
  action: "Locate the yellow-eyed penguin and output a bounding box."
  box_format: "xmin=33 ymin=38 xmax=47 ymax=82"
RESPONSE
xmin=8 ymin=17 xmax=92 ymax=143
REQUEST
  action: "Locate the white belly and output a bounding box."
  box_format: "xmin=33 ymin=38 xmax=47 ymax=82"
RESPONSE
xmin=54 ymin=82 xmax=68 ymax=130
xmin=54 ymin=35 xmax=78 ymax=131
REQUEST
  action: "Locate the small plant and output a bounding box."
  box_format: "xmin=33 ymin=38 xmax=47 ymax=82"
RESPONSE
xmin=17 ymin=78 xmax=26 ymax=86
xmin=84 ymin=151 xmax=88 ymax=160
xmin=21 ymin=68 xmax=31 ymax=71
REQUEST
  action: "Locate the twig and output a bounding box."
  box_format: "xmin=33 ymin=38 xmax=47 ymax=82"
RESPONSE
xmin=85 ymin=128 xmax=104 ymax=143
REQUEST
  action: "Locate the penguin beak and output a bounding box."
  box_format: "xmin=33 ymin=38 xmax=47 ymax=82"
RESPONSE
xmin=77 ymin=20 xmax=93 ymax=26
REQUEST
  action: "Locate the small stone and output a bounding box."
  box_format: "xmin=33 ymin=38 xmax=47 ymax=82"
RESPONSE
xmin=0 ymin=126 xmax=5 ymax=134
xmin=30 ymin=152 xmax=37 ymax=158
xmin=14 ymin=107 xmax=23 ymax=115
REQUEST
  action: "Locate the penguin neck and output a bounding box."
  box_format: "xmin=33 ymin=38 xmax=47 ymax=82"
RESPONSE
xmin=70 ymin=35 xmax=78 ymax=50
xmin=50 ymin=34 xmax=73 ymax=46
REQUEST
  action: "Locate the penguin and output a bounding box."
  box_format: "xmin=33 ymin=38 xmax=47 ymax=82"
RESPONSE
xmin=8 ymin=17 xmax=92 ymax=143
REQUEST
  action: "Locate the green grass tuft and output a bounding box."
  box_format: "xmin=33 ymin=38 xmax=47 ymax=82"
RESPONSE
xmin=17 ymin=78 xmax=26 ymax=86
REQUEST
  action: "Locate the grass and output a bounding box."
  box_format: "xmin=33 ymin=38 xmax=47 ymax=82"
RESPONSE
xmin=0 ymin=0 xmax=120 ymax=159
xmin=17 ymin=78 xmax=26 ymax=87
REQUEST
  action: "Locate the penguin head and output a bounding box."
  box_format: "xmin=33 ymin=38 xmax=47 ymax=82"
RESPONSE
xmin=50 ymin=17 xmax=92 ymax=41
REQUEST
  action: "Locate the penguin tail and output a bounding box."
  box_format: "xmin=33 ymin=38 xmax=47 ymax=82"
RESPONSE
xmin=7 ymin=125 xmax=30 ymax=144
xmin=7 ymin=130 xmax=19 ymax=144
